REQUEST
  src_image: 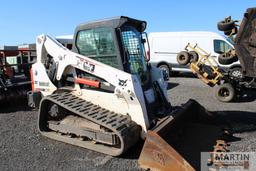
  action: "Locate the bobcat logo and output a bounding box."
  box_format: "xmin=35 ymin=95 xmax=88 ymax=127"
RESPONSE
xmin=118 ymin=79 xmax=127 ymax=87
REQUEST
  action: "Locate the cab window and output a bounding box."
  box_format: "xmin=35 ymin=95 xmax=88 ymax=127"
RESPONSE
xmin=120 ymin=26 xmax=148 ymax=85
xmin=76 ymin=27 xmax=118 ymax=68
xmin=214 ymin=39 xmax=233 ymax=54
xmin=121 ymin=27 xmax=147 ymax=73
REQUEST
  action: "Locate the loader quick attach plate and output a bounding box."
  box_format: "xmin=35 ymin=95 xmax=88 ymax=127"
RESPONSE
xmin=38 ymin=91 xmax=141 ymax=156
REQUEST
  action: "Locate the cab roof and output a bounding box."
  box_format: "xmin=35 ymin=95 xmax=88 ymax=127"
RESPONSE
xmin=75 ymin=16 xmax=147 ymax=32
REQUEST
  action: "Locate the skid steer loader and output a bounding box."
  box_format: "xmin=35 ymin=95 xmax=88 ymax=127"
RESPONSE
xmin=28 ymin=16 xmax=229 ymax=170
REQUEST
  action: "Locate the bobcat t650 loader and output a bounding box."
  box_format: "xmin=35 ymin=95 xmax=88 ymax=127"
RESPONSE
xmin=28 ymin=16 xmax=226 ymax=170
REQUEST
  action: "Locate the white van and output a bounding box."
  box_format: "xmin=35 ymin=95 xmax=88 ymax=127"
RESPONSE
xmin=56 ymin=35 xmax=73 ymax=50
xmin=148 ymin=31 xmax=240 ymax=75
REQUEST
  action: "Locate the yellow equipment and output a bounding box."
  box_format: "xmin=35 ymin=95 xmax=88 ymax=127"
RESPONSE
xmin=185 ymin=43 xmax=224 ymax=87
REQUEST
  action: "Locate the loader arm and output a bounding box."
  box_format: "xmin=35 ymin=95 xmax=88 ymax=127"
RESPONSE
xmin=36 ymin=34 xmax=137 ymax=89
xmin=33 ymin=34 xmax=150 ymax=134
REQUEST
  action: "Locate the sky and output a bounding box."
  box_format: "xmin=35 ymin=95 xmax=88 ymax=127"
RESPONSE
xmin=0 ymin=0 xmax=255 ymax=45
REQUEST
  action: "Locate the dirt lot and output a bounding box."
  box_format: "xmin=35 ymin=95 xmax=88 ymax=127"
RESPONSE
xmin=0 ymin=75 xmax=256 ymax=171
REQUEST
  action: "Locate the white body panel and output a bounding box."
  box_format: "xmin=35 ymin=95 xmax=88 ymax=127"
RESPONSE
xmin=148 ymin=31 xmax=240 ymax=72
xmin=32 ymin=34 xmax=156 ymax=137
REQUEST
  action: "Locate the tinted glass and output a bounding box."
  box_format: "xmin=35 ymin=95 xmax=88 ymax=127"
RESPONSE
xmin=214 ymin=39 xmax=233 ymax=54
xmin=76 ymin=27 xmax=118 ymax=68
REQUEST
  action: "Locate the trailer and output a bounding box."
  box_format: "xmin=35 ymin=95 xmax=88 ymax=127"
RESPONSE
xmin=0 ymin=45 xmax=36 ymax=103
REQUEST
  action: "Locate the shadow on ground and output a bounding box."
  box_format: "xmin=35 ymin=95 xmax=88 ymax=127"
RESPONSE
xmin=171 ymin=72 xmax=197 ymax=78
xmin=0 ymin=100 xmax=31 ymax=113
xmin=234 ymin=89 xmax=256 ymax=103
xmin=167 ymin=82 xmax=179 ymax=90
xmin=221 ymin=110 xmax=256 ymax=132
xmin=174 ymin=110 xmax=256 ymax=170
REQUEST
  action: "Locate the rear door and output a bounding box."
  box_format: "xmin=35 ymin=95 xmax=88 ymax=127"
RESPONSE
xmin=150 ymin=35 xmax=181 ymax=64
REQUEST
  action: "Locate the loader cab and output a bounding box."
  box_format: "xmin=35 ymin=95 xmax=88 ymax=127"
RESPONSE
xmin=72 ymin=16 xmax=149 ymax=85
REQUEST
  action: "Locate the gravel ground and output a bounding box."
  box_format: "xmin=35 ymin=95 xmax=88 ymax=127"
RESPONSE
xmin=0 ymin=75 xmax=256 ymax=171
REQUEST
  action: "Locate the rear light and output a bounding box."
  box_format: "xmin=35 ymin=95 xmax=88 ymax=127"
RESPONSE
xmin=30 ymin=68 xmax=35 ymax=92
xmin=146 ymin=50 xmax=150 ymax=62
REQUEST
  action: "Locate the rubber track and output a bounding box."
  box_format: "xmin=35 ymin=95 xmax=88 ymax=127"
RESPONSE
xmin=39 ymin=91 xmax=141 ymax=156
